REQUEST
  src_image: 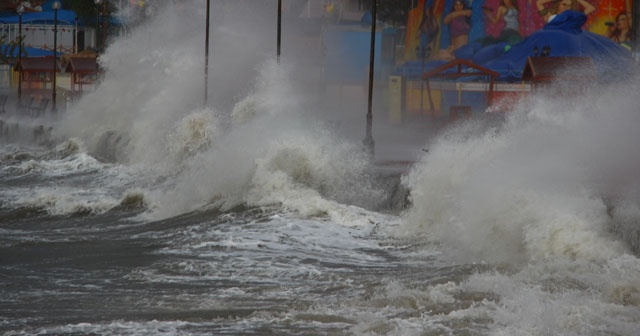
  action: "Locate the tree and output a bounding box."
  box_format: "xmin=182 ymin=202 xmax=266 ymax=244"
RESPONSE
xmin=62 ymin=0 xmax=113 ymax=28
xmin=0 ymin=34 xmax=25 ymax=65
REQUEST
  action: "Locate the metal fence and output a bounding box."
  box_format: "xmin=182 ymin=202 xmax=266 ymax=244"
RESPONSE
xmin=0 ymin=24 xmax=96 ymax=55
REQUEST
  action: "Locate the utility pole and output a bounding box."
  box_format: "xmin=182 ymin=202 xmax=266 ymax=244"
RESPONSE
xmin=363 ymin=0 xmax=377 ymax=155
xmin=204 ymin=0 xmax=210 ymax=106
xmin=17 ymin=5 xmax=24 ymax=107
xmin=52 ymin=1 xmax=60 ymax=112
xmin=277 ymin=0 xmax=282 ymax=63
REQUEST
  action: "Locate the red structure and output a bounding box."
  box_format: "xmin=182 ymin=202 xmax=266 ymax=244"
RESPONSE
xmin=64 ymin=56 xmax=99 ymax=93
xmin=14 ymin=57 xmax=59 ymax=92
xmin=14 ymin=57 xmax=59 ymax=114
xmin=421 ymin=59 xmax=500 ymax=118
xmin=521 ymin=56 xmax=596 ymax=89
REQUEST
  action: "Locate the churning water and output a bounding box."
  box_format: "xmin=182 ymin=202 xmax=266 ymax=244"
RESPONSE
xmin=1 ymin=1 xmax=639 ymax=335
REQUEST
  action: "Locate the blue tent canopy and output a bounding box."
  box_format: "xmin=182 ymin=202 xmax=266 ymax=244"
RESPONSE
xmin=0 ymin=9 xmax=78 ymax=25
xmin=0 ymin=8 xmax=125 ymax=26
xmin=1 ymin=45 xmax=54 ymax=58
xmin=478 ymin=11 xmax=633 ymax=82
xmin=395 ymin=10 xmax=633 ymax=83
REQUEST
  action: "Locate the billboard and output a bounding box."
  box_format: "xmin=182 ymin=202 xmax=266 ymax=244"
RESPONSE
xmin=406 ymin=0 xmax=633 ymax=61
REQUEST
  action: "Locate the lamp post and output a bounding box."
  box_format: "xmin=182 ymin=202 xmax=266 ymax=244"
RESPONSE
xmin=74 ymin=16 xmax=78 ymax=54
xmin=17 ymin=5 xmax=24 ymax=106
xmin=277 ymin=0 xmax=281 ymax=63
xmin=94 ymin=0 xmax=100 ymax=51
xmin=363 ymin=0 xmax=377 ymax=155
xmin=52 ymin=1 xmax=60 ymax=113
xmin=417 ymin=45 xmax=428 ymax=115
xmin=204 ymin=0 xmax=210 ymax=106
xmin=94 ymin=0 xmax=106 ymax=52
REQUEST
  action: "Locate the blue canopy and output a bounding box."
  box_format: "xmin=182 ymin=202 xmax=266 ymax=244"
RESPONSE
xmin=0 ymin=44 xmax=53 ymax=58
xmin=0 ymin=10 xmax=78 ymax=25
xmin=395 ymin=10 xmax=633 ymax=83
xmin=475 ymin=11 xmax=633 ymax=82
xmin=1 ymin=45 xmax=54 ymax=58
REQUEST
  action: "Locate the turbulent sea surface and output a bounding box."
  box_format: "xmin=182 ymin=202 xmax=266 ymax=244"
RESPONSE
xmin=2 ymin=1 xmax=640 ymax=335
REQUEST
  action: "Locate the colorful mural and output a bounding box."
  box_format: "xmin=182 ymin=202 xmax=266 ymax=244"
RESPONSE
xmin=405 ymin=0 xmax=633 ymax=61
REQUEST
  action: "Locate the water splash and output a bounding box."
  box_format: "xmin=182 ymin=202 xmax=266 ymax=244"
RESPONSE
xmin=400 ymin=80 xmax=640 ymax=265
xmin=49 ymin=2 xmax=387 ymax=222
xmin=56 ymin=2 xmax=211 ymax=166
xmin=144 ymin=61 xmax=385 ymax=221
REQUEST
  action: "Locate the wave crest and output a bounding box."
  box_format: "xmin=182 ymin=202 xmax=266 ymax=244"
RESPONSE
xmin=399 ymin=97 xmax=634 ymax=265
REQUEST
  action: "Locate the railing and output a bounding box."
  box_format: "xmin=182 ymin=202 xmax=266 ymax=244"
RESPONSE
xmin=0 ymin=24 xmax=96 ymax=55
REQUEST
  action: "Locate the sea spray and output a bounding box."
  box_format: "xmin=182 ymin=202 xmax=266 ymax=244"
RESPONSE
xmin=166 ymin=110 xmax=218 ymax=162
xmin=56 ymin=3 xmax=205 ymax=166
xmin=138 ymin=58 xmax=387 ymax=220
xmin=146 ymin=104 xmax=386 ymax=221
xmin=394 ymin=77 xmax=640 ymax=335
xmin=399 ymin=82 xmax=640 ymax=264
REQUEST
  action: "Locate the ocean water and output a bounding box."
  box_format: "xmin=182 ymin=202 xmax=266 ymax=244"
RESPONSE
xmin=2 ymin=1 xmax=640 ymax=335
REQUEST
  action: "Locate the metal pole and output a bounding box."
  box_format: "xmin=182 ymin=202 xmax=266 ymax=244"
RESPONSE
xmin=204 ymin=0 xmax=210 ymax=106
xmin=277 ymin=0 xmax=282 ymax=63
xmin=17 ymin=9 xmax=23 ymax=106
xmin=74 ymin=16 xmax=78 ymax=54
xmin=420 ymin=52 xmax=425 ymax=114
xmin=634 ymin=0 xmax=640 ymax=57
xmin=96 ymin=11 xmax=99 ymax=51
xmin=95 ymin=0 xmax=100 ymax=51
xmin=52 ymin=6 xmax=58 ymax=112
xmin=363 ymin=0 xmax=376 ymax=154
xmin=102 ymin=1 xmax=107 ymax=52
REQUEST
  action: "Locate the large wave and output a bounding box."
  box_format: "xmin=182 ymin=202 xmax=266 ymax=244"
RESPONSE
xmin=145 ymin=61 xmax=387 ymax=221
xmin=49 ymin=1 xmax=388 ymax=222
xmin=399 ymin=80 xmax=640 ymax=265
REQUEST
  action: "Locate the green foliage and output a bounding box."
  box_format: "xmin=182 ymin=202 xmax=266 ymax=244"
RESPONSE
xmin=0 ymin=34 xmax=25 ymax=65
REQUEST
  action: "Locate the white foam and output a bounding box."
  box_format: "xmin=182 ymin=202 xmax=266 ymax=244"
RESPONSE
xmin=459 ymin=255 xmax=640 ymax=335
xmin=400 ymin=87 xmax=638 ymax=264
xmin=395 ymin=80 xmax=640 ymax=335
xmin=11 ymin=186 xmax=119 ymax=216
xmin=140 ymin=61 xmax=385 ymax=222
xmin=8 ymin=320 xmax=192 ymax=336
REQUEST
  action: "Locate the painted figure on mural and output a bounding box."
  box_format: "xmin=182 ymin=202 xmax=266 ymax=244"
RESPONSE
xmin=417 ymin=1 xmax=440 ymax=59
xmin=443 ymin=0 xmax=472 ymax=53
xmin=603 ymin=0 xmax=633 ymax=48
xmin=484 ymin=0 xmax=523 ymax=44
xmin=606 ymin=11 xmax=633 ymax=48
xmin=536 ymin=0 xmax=595 ymax=23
